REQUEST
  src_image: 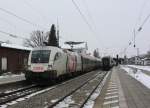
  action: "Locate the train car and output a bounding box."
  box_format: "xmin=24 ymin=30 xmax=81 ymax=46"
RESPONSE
xmin=81 ymin=54 xmax=101 ymax=72
xmin=25 ymin=46 xmax=65 ymax=82
xmin=25 ymin=46 xmax=101 ymax=84
xmin=102 ymin=56 xmax=114 ymax=71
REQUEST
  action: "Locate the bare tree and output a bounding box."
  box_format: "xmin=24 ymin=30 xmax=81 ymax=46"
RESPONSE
xmin=23 ymin=30 xmax=48 ymax=47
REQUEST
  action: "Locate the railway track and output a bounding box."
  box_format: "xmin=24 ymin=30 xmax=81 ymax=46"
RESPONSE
xmin=0 ymin=71 xmax=98 ymax=107
xmin=48 ymin=71 xmax=109 ymax=108
xmin=0 ymin=70 xmax=108 ymax=108
xmin=0 ymin=84 xmax=43 ymax=105
xmin=0 ymin=80 xmax=29 ymax=94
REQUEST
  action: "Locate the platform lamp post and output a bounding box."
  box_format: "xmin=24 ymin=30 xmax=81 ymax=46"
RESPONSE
xmin=133 ymin=26 xmax=143 ymax=65
xmin=123 ymin=42 xmax=132 ymax=64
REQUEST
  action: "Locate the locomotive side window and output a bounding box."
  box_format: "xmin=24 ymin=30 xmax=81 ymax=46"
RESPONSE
xmin=54 ymin=53 xmax=59 ymax=61
xmin=54 ymin=52 xmax=61 ymax=61
xmin=31 ymin=50 xmax=51 ymax=63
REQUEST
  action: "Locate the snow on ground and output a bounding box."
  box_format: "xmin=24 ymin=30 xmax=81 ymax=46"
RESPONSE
xmin=0 ymin=105 xmax=7 ymax=108
xmin=0 ymin=73 xmax=25 ymax=85
xmin=84 ymin=86 xmax=102 ymax=108
xmin=53 ymin=96 xmax=75 ymax=108
xmin=51 ymin=99 xmax=58 ymax=103
xmin=4 ymin=90 xmax=14 ymax=93
xmin=83 ymin=71 xmax=111 ymax=108
xmin=121 ymin=66 xmax=150 ymax=89
xmin=128 ymin=65 xmax=150 ymax=72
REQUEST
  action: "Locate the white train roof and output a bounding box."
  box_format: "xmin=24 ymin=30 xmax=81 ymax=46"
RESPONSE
xmin=31 ymin=46 xmax=101 ymax=61
xmin=32 ymin=46 xmax=80 ymax=54
xmin=32 ymin=46 xmax=63 ymax=53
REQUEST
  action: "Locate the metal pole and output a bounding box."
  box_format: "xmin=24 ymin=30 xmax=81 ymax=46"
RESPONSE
xmin=134 ymin=29 xmax=136 ymax=48
xmin=137 ymin=48 xmax=139 ymax=56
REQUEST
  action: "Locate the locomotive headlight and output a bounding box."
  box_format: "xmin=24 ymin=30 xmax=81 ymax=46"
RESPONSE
xmin=47 ymin=65 xmax=52 ymax=70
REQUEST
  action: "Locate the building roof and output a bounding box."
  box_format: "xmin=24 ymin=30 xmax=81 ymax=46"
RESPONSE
xmin=142 ymin=58 xmax=150 ymax=60
xmin=0 ymin=43 xmax=32 ymax=51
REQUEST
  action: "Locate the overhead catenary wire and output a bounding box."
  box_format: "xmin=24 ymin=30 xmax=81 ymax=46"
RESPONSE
xmin=0 ymin=17 xmax=16 ymax=28
xmin=22 ymin=0 xmax=51 ymax=25
xmin=134 ymin=0 xmax=149 ymax=29
xmin=138 ymin=0 xmax=149 ymax=21
xmin=0 ymin=30 xmax=28 ymax=40
xmin=71 ymin=0 xmax=104 ymax=49
xmin=131 ymin=13 xmax=150 ymax=49
xmin=137 ymin=13 xmax=150 ymax=32
xmin=124 ymin=0 xmax=149 ymax=52
xmin=80 ymin=0 xmax=104 ymax=47
xmin=0 ymin=7 xmax=46 ymax=30
xmin=0 ymin=16 xmax=31 ymax=34
xmin=124 ymin=0 xmax=150 ymax=54
xmin=133 ymin=0 xmax=150 ymax=38
xmin=19 ymin=0 xmax=68 ymax=45
xmin=81 ymin=0 xmax=96 ymax=30
xmin=71 ymin=0 xmax=95 ymax=33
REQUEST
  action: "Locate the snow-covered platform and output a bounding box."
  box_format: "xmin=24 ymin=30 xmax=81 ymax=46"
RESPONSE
xmin=127 ymin=65 xmax=150 ymax=76
xmin=127 ymin=65 xmax=150 ymax=72
xmin=0 ymin=73 xmax=25 ymax=85
xmin=93 ymin=66 xmax=150 ymax=108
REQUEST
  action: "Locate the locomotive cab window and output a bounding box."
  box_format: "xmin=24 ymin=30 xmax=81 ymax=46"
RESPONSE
xmin=31 ymin=50 xmax=51 ymax=63
xmin=54 ymin=52 xmax=62 ymax=61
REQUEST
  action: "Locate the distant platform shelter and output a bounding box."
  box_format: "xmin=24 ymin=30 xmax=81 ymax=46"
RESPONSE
xmin=0 ymin=43 xmax=32 ymax=74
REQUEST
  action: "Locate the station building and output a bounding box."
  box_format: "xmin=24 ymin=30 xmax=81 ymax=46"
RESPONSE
xmin=0 ymin=43 xmax=31 ymax=74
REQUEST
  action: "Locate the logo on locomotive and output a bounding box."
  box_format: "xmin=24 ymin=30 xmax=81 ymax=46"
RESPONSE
xmin=67 ymin=55 xmax=77 ymax=72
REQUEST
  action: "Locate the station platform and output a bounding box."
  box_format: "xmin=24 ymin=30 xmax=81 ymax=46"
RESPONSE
xmin=93 ymin=66 xmax=150 ymax=108
xmin=0 ymin=74 xmax=25 ymax=85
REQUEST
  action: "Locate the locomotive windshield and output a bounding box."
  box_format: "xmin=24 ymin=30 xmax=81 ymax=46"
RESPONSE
xmin=31 ymin=50 xmax=51 ymax=63
xmin=102 ymin=58 xmax=109 ymax=65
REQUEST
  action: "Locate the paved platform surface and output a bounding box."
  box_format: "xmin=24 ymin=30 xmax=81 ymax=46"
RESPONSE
xmin=93 ymin=66 xmax=150 ymax=108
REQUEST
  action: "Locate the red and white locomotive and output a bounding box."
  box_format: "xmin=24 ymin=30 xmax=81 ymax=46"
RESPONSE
xmin=25 ymin=46 xmax=101 ymax=83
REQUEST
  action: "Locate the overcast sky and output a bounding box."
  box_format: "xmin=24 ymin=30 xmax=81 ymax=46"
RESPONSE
xmin=0 ymin=0 xmax=150 ymax=57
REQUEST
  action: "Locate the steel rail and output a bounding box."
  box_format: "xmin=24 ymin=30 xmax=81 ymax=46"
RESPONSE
xmin=48 ymin=71 xmax=107 ymax=108
xmin=80 ymin=71 xmax=109 ymax=108
xmin=0 ymin=85 xmax=41 ymax=105
xmin=0 ymin=70 xmax=100 ymax=106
